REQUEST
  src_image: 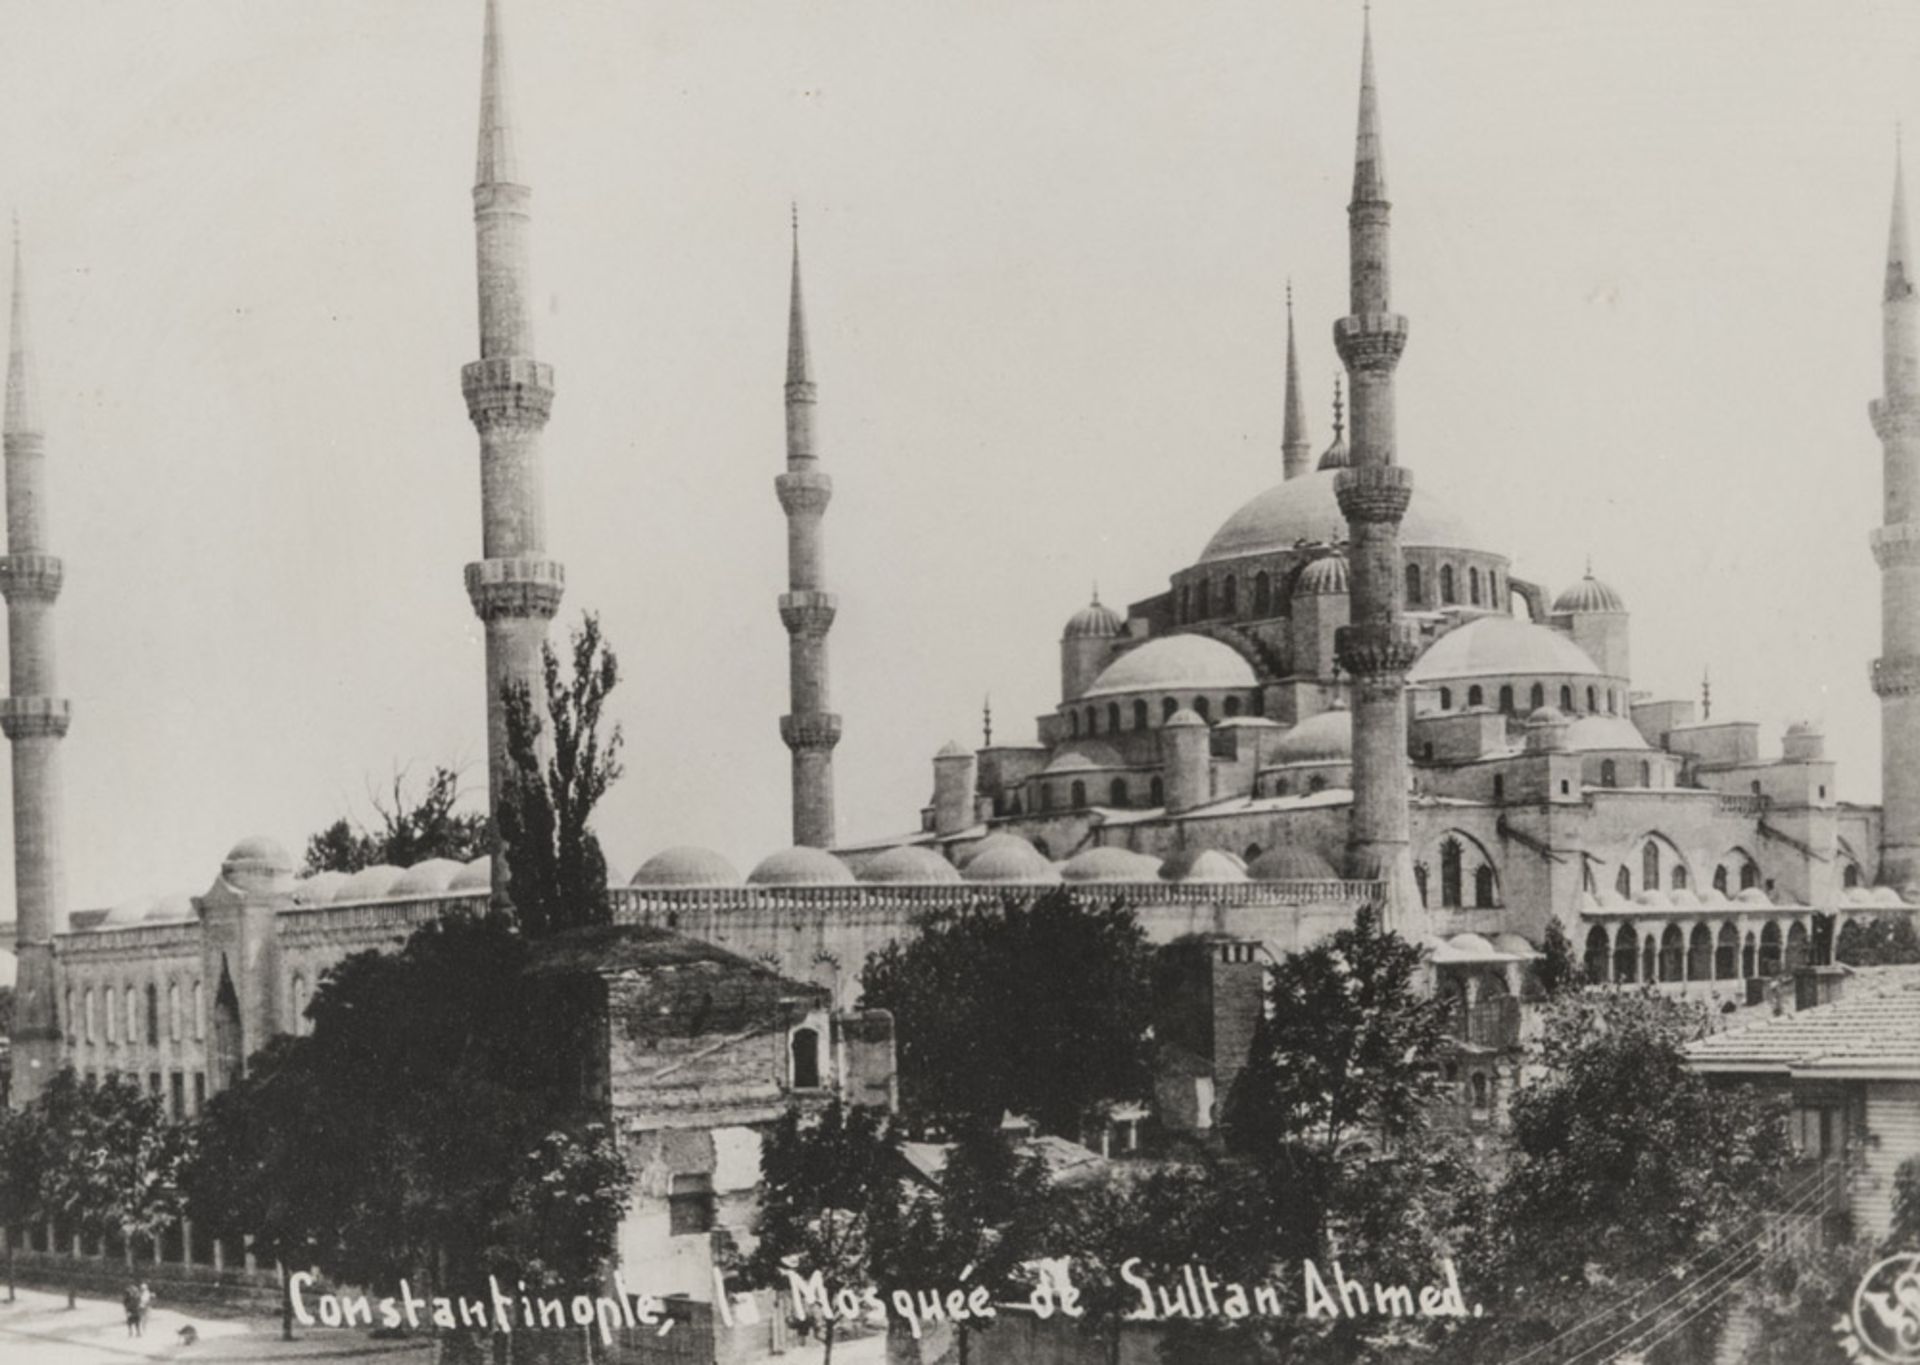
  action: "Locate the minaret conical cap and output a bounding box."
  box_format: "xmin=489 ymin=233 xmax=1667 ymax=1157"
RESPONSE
xmin=1281 ymin=282 xmax=1310 ymax=472
xmin=1890 ymin=137 xmax=1913 ymax=303
xmin=787 ymin=207 xmax=813 ymax=387
xmin=1352 ymin=8 xmax=1387 ymax=206
xmin=6 ymin=223 xmax=38 ymax=438
xmin=475 ymin=0 xmax=521 ymax=187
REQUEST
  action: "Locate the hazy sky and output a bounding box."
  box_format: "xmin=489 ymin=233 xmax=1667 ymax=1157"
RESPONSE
xmin=0 ymin=0 xmax=1912 ymax=933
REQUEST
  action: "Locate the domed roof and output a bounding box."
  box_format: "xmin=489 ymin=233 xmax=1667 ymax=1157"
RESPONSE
xmin=1064 ymin=595 xmax=1123 ymax=640
xmin=1295 ymin=554 xmax=1350 ymax=596
xmin=1491 ymin=932 xmax=1537 ymax=957
xmin=955 ymin=832 xmax=1036 ymax=868
xmin=1060 ymin=847 xmax=1163 ymax=883
xmin=290 ymin=871 xmax=347 ymax=906
xmin=964 ymin=839 xmax=1060 ymax=884
xmin=1668 ymin=888 xmax=1701 ymax=909
xmin=144 ymin=892 xmax=196 ymax=924
xmin=1447 ymin=932 xmax=1496 ymax=955
xmin=935 ymin=739 xmax=970 ymax=759
xmin=1633 ymin=889 xmax=1671 ymax=908
xmin=222 ymin=835 xmax=293 ymax=894
xmin=1159 ymin=848 xmax=1248 ymax=883
xmin=861 ymin=845 xmax=962 ymax=884
xmin=1164 ymin=706 xmax=1208 ymax=730
xmin=1273 ymin=709 xmax=1352 ymax=764
xmin=450 ymin=856 xmax=492 ymax=891
xmin=1552 ymin=574 xmax=1626 ymax=615
xmin=334 ymin=864 xmax=404 ymax=903
xmin=1528 ymin=706 xmax=1568 ymax=726
xmin=225 ymin=835 xmax=292 ymax=869
xmin=747 ymin=846 xmax=854 ymax=887
xmin=1564 ymin=716 xmax=1650 ymax=751
xmin=1082 ymin=635 xmax=1258 ymax=700
xmin=1198 ymin=468 xmax=1486 ymax=566
xmin=1734 ymin=887 xmax=1773 ymax=907
xmin=633 ymin=845 xmax=741 ymax=889
xmin=102 ymin=894 xmax=157 ymax=927
xmin=1409 ymin=615 xmax=1606 ymax=683
xmin=1044 ymin=743 xmax=1124 ymax=772
xmin=391 ymin=859 xmax=463 ymax=897
xmin=1247 ymin=845 xmax=1340 ymax=880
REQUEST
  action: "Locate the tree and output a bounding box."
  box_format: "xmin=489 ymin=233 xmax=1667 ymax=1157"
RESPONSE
xmin=1893 ymin=1153 xmax=1920 ymax=1250
xmin=1535 ymin=917 xmax=1583 ymax=996
xmin=1835 ymin=913 xmax=1920 ymax=966
xmin=745 ymin=1100 xmax=898 ymax=1365
xmin=0 ymin=1100 xmax=46 ymax=1302
xmin=498 ymin=612 xmax=624 ymax=936
xmin=859 ymin=890 xmax=1153 ymax=1137
xmin=302 ymin=764 xmax=490 ymax=875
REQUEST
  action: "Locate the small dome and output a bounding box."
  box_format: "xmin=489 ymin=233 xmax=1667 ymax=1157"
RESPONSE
xmin=1552 ymin=574 xmax=1627 ymax=615
xmin=1163 ymin=707 xmax=1208 ymax=730
xmin=102 ymin=894 xmax=158 ymax=927
xmin=145 ymin=892 xmax=196 ymax=924
xmin=1633 ymin=889 xmax=1670 ymax=908
xmin=290 ymin=871 xmax=347 ymax=906
xmin=1491 ymin=932 xmax=1537 ymax=957
xmin=955 ymin=832 xmax=1038 ymax=869
xmin=334 ymin=864 xmax=404 ymax=903
xmin=223 ymin=835 xmax=293 ymax=894
xmin=964 ymin=839 xmax=1060 ymax=884
xmin=450 ymin=856 xmax=492 ymax=891
xmin=1734 ymin=887 xmax=1773 ymax=907
xmin=861 ymin=845 xmax=962 ymax=884
xmin=225 ymin=834 xmax=291 ymax=869
xmin=748 ymin=846 xmax=854 ymax=887
xmin=1274 ymin=709 xmax=1352 ymax=764
xmin=1699 ymin=885 xmax=1729 ymax=906
xmin=1784 ymin=720 xmax=1820 ymax=738
xmin=1060 ymin=847 xmax=1163 ymax=883
xmin=391 ymin=859 xmax=463 ymax=897
xmin=633 ymin=845 xmax=741 ymax=889
xmin=1083 ymin=635 xmax=1258 ymax=700
xmin=1668 ymin=888 xmax=1701 ymax=909
xmin=1872 ymin=885 xmax=1905 ymax=907
xmin=1064 ymin=595 xmax=1123 ymax=640
xmin=935 ymin=740 xmax=970 ymax=760
xmin=1159 ymin=848 xmax=1249 ymax=883
xmin=1528 ymin=705 xmax=1568 ymax=725
xmin=1316 ymin=418 xmax=1351 ymax=472
xmin=1447 ymin=932 xmax=1497 ymax=956
xmin=1296 ymin=554 xmax=1350 ymax=596
xmin=1247 ymin=845 xmax=1340 ymax=880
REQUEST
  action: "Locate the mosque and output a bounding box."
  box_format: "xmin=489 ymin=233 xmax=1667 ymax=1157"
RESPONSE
xmin=5 ymin=0 xmax=1919 ymax=1278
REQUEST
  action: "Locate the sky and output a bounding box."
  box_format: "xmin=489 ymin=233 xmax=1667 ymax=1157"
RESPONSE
xmin=0 ymin=0 xmax=1912 ymax=933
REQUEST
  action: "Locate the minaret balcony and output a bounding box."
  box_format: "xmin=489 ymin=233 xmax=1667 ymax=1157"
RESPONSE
xmin=776 ymin=468 xmax=834 ymax=516
xmin=462 ymin=357 xmax=554 ymax=429
xmin=1873 ymin=655 xmax=1920 ymax=699
xmin=779 ymin=590 xmax=838 ymax=637
xmin=1872 ymin=523 xmax=1920 ymax=569
xmin=0 ymin=553 xmax=61 ymax=603
xmin=1335 ymin=621 xmax=1420 ymax=681
xmin=781 ymin=712 xmax=843 ymax=751
xmin=465 ymin=556 xmax=565 ymax=622
xmin=1333 ymin=313 xmax=1409 ymax=374
xmin=1335 ymin=465 xmax=1414 ymax=525
xmin=0 ymin=696 xmax=69 ymax=740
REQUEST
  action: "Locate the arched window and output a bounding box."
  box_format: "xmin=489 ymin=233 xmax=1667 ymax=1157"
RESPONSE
xmin=125 ymin=986 xmax=138 ymax=1044
xmin=1195 ymin=580 xmax=1211 ymax=618
xmin=1601 ymin=759 xmax=1617 ymax=788
xmin=1149 ymin=776 xmax=1165 ymax=806
xmin=1106 ymin=702 xmax=1121 ymax=734
xmin=1473 ymin=864 xmax=1496 ymax=908
xmin=106 ymin=986 xmax=118 ymax=1044
xmin=1786 ymin=922 xmax=1810 ymax=971
xmin=1405 ymin=562 xmax=1422 ymax=606
xmin=1640 ymin=761 xmax=1653 ymax=787
xmin=1470 ymin=1073 xmax=1489 ymax=1109
xmin=1492 ymin=774 xmax=1505 ymax=803
xmin=791 ymin=1027 xmax=821 ymax=1090
xmin=1440 ymin=838 xmax=1464 ymax=908
xmin=1584 ymin=926 xmax=1611 ymax=982
xmin=1643 ymin=842 xmax=1660 ymax=891
xmin=1163 ymin=697 xmax=1179 ymax=721
xmin=1070 ymin=780 xmax=1087 ymax=809
xmin=1687 ymin=924 xmax=1713 ymax=981
xmin=1586 ymin=685 xmax=1597 ymax=712
xmin=1613 ymin=926 xmax=1638 ymax=982
xmin=1069 ymin=711 xmax=1080 ymax=738
xmin=1742 ymin=932 xmax=1757 ymax=978
xmin=1133 ymin=699 xmax=1148 ymax=730
xmin=146 ymin=984 xmax=160 ymax=1045
xmin=168 ymin=983 xmax=181 ymax=1042
xmin=1307 ymin=774 xmax=1328 ymax=794
xmin=1615 ymin=864 xmax=1632 ymax=899
xmin=1469 ymin=566 xmax=1482 ymax=605
xmin=1086 ymin=706 xmax=1098 ymax=735
xmin=193 ymin=981 xmax=205 ymax=1041
xmin=1440 ymin=565 xmax=1456 ymax=604
xmin=84 ymin=988 xmax=95 ymax=1044
xmin=1108 ymin=778 xmax=1128 ymax=808
xmin=1715 ymin=924 xmax=1739 ymax=980
xmin=1659 ymin=925 xmax=1684 ymax=982
xmin=1739 ymin=860 xmax=1759 ymax=892
xmin=1672 ymin=865 xmax=1689 ymax=891
xmin=1750 ymin=779 xmax=1762 ymax=796
xmin=1222 ymin=576 xmax=1238 ymax=615
xmin=1467 ymin=685 xmax=1484 ymax=708
xmin=1843 ymin=862 xmax=1861 ymax=889
xmin=1530 ymin=682 xmax=1545 ymax=710
xmin=1439 ymin=686 xmax=1453 ymax=710
xmin=1713 ymin=865 xmax=1729 ymax=896
xmin=1560 ymin=685 xmax=1573 ymax=711
xmin=1180 ymin=584 xmax=1192 ymax=620
xmin=1254 ymin=571 xmax=1272 ymax=616
xmin=1499 ymin=685 xmax=1515 ymax=714
xmin=1759 ymin=922 xmax=1782 ymax=976
xmin=63 ymin=988 xmax=74 ymax=1043
xmin=1224 ymin=696 xmax=1242 ymax=718
xmin=1274 ymin=777 xmax=1291 ymax=796
xmin=1039 ymin=785 xmax=1054 ymax=813
xmin=1193 ymin=696 xmax=1211 ymax=722
xmin=1244 ymin=843 xmax=1263 ymax=864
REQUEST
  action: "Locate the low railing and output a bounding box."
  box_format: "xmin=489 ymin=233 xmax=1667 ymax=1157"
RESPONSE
xmin=609 ymin=878 xmax=1382 ymax=917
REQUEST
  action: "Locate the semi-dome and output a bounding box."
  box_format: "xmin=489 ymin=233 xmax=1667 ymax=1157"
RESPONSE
xmin=391 ymin=859 xmax=463 ymax=897
xmin=333 ymin=864 xmax=404 ymax=903
xmin=633 ymin=845 xmax=740 ymax=889
xmin=1060 ymin=847 xmax=1163 ymax=883
xmin=450 ymin=857 xmax=492 ymax=891
xmin=1044 ymin=743 xmax=1124 ymax=772
xmin=1295 ymin=554 xmax=1350 ymax=596
xmin=1409 ymin=615 xmax=1606 ymax=683
xmin=1064 ymin=595 xmax=1123 ymax=640
xmin=861 ymin=845 xmax=962 ymax=884
xmin=1552 ymin=574 xmax=1627 ymax=614
xmin=964 ymin=839 xmax=1060 ymax=884
xmin=1248 ymin=845 xmax=1339 ymax=880
xmin=748 ymin=846 xmax=854 ymax=887
xmin=1159 ymin=847 xmax=1249 ymax=882
xmin=1564 ymin=716 xmax=1650 ymax=751
xmin=290 ymin=871 xmax=347 ymax=906
xmin=1082 ymin=635 xmax=1258 ymax=700
xmin=1273 ymin=709 xmax=1352 ymax=764
xmin=1199 ymin=468 xmax=1486 ymax=566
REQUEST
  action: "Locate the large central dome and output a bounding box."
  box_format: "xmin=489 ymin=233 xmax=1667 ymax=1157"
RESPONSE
xmin=1199 ymin=468 xmax=1486 ymax=565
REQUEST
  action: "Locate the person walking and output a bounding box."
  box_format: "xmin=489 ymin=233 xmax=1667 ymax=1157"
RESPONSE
xmin=135 ymin=1281 xmax=153 ymax=1338
xmin=121 ymin=1282 xmax=141 ymax=1339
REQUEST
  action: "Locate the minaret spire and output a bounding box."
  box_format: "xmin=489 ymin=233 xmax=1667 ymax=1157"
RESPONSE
xmin=461 ymin=0 xmax=563 ymax=905
xmin=777 ymin=208 xmax=841 ymax=848
xmin=1 ymin=220 xmax=71 ymax=1105
xmin=1281 ymin=281 xmax=1312 ymax=479
xmin=1352 ymin=7 xmax=1387 ymax=212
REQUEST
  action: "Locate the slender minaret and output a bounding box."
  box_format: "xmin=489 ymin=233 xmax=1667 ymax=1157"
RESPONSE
xmin=777 ymin=212 xmax=841 ymax=848
xmin=1872 ymin=143 xmax=1920 ymax=892
xmin=462 ymin=0 xmax=563 ymax=902
xmin=1331 ymin=14 xmax=1421 ymax=925
xmin=2 ymin=226 xmax=70 ymax=1105
xmin=1282 ymin=282 xmax=1312 ymax=479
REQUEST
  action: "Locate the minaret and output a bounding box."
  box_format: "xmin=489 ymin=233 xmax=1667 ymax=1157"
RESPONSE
xmin=1331 ymin=14 xmax=1421 ymax=925
xmin=777 ymin=212 xmax=841 ymax=848
xmin=2 ymin=226 xmax=70 ymax=1105
xmin=1872 ymin=142 xmax=1920 ymax=892
xmin=1282 ymin=282 xmax=1312 ymax=479
xmin=462 ymin=0 xmax=563 ymax=902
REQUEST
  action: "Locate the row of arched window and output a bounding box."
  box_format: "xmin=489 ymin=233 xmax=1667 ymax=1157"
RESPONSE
xmin=1406 ymin=561 xmax=1502 ymax=611
xmin=1045 ymin=775 xmax=1169 ymax=813
xmin=1597 ymin=759 xmax=1657 ymax=789
xmin=1066 ymin=692 xmax=1258 ymax=737
xmin=65 ymin=979 xmax=204 ymax=1049
xmin=1180 ymin=570 xmax=1276 ymax=624
xmin=1582 ymin=918 xmax=1819 ymax=984
xmin=1434 ymin=681 xmax=1622 ymax=717
xmin=1414 ymin=837 xmax=1500 ymax=908
xmin=1600 ymin=841 xmax=1760 ymax=900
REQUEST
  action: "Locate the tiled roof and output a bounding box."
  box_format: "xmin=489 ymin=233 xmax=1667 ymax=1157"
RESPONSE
xmin=1685 ymin=966 xmax=1920 ymax=1078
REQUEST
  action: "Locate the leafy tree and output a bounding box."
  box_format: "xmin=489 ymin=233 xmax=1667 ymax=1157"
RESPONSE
xmin=302 ymin=764 xmax=490 ymax=875
xmin=1835 ymin=913 xmax=1920 ymax=966
xmin=1739 ymin=1236 xmax=1882 ymax=1365
xmin=0 ymin=1099 xmax=46 ymax=1302
xmin=1893 ymin=1152 xmax=1920 ymax=1249
xmin=859 ymin=890 xmax=1153 ymax=1137
xmin=1535 ymin=917 xmax=1583 ymax=996
xmin=746 ymin=1100 xmax=898 ymax=1365
xmin=498 ymin=612 xmax=624 ymax=936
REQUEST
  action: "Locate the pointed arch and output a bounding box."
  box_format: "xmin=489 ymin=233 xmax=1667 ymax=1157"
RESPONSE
xmin=1715 ymin=923 xmax=1738 ymax=979
xmin=1613 ymin=923 xmax=1639 ymax=982
xmin=1419 ymin=829 xmax=1501 ymax=910
xmin=1687 ymin=923 xmax=1713 ymax=980
xmin=1584 ymin=925 xmax=1611 ymax=981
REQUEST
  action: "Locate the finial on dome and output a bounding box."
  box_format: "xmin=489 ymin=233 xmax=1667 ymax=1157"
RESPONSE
xmin=1315 ymin=375 xmax=1350 ymax=472
xmin=1585 ymin=554 xmax=1593 ymax=578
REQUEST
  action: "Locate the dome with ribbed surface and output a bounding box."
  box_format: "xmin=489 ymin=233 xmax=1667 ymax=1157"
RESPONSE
xmin=861 ymin=845 xmax=962 ymax=884
xmin=1060 ymin=847 xmax=1163 ymax=883
xmin=1552 ymin=574 xmax=1626 ymax=614
xmin=1064 ymin=595 xmax=1123 ymax=640
xmin=1199 ymin=468 xmax=1486 ymax=565
xmin=1083 ymin=635 xmax=1257 ymax=700
xmin=1296 ymin=553 xmax=1350 ymax=596
xmin=633 ymin=846 xmax=740 ymax=889
xmin=1273 ymin=708 xmax=1352 ymax=764
xmin=748 ymin=846 xmax=854 ymax=887
xmin=1247 ymin=845 xmax=1340 ymax=880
